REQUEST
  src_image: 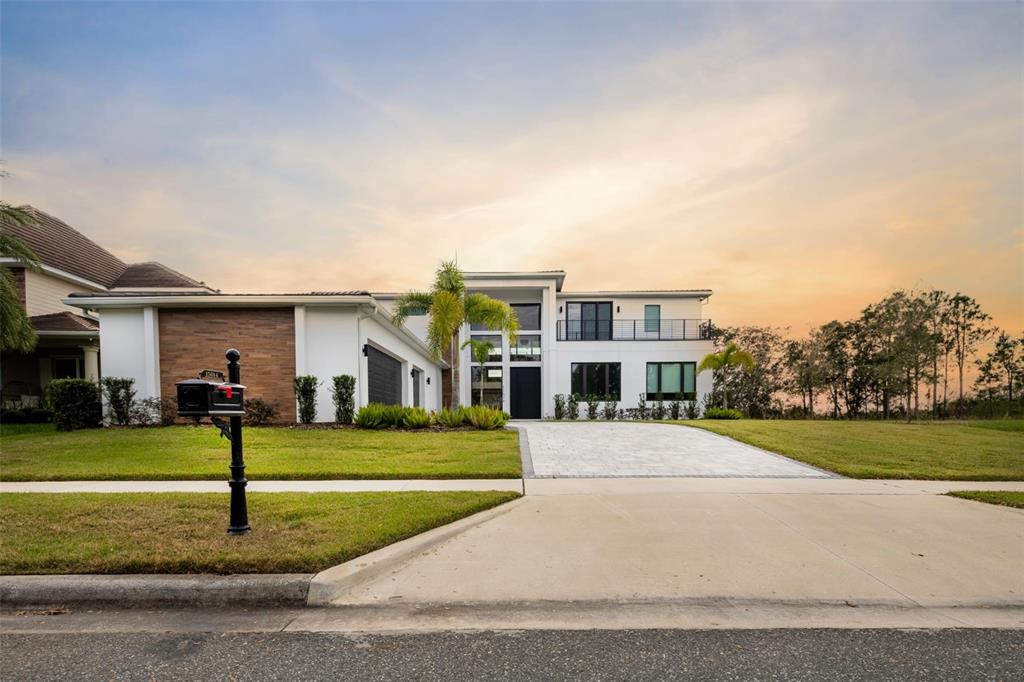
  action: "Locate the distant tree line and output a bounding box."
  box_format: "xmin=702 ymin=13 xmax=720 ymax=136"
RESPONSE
xmin=707 ymin=290 xmax=1021 ymax=420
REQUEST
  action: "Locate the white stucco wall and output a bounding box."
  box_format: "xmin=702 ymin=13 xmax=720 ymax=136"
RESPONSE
xmin=294 ymin=305 xmax=443 ymax=421
xmin=97 ymin=307 xmax=161 ymax=399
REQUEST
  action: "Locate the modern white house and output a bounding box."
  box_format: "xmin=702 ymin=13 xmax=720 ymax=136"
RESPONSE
xmin=0 ymin=209 xmax=712 ymax=423
xmin=375 ymin=271 xmax=714 ymax=419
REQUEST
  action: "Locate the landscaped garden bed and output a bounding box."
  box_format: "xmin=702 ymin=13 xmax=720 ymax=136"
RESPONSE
xmin=0 ymin=491 xmax=519 ymax=574
xmin=679 ymin=419 xmax=1024 ymax=480
xmin=0 ymin=425 xmax=522 ymax=481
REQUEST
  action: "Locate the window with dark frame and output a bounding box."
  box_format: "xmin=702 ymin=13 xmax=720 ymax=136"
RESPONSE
xmin=511 ymin=304 xmax=541 ymax=331
xmin=570 ymin=362 xmax=621 ymax=399
xmin=469 ymin=334 xmax=502 ymax=362
xmin=644 ymin=304 xmax=661 ymax=334
xmin=510 ymin=334 xmax=541 ymax=362
xmin=646 ymin=361 xmax=696 ymax=400
xmin=53 ymin=357 xmax=82 ymax=380
xmin=565 ymin=302 xmax=612 ymax=340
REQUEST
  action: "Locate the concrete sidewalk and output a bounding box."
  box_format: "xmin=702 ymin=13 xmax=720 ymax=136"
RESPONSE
xmin=322 ymin=477 xmax=1024 ymax=629
xmin=0 ymin=479 xmax=523 ymax=493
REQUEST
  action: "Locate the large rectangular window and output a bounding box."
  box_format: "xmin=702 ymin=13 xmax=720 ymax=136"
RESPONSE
xmin=469 ymin=334 xmax=502 ymax=363
xmin=644 ymin=305 xmax=661 ymax=334
xmin=565 ymin=302 xmax=612 ymax=340
xmin=471 ymin=366 xmax=503 ymax=409
xmin=511 ymin=304 xmax=541 ymax=331
xmin=570 ymin=363 xmax=621 ymax=399
xmin=510 ymin=334 xmax=541 ymax=362
xmin=646 ymin=362 xmax=696 ymax=400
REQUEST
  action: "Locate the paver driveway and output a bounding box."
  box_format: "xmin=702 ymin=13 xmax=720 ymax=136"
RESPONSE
xmin=516 ymin=422 xmax=832 ymax=478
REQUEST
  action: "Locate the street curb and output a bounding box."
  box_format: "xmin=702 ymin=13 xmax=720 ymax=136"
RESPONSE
xmin=0 ymin=573 xmax=313 ymax=608
xmin=307 ymin=497 xmax=525 ymax=606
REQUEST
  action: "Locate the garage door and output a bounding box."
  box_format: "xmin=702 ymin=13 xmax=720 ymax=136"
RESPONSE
xmin=367 ymin=346 xmax=402 ymax=405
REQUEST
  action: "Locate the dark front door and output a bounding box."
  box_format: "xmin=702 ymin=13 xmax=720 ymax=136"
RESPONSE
xmin=412 ymin=368 xmax=421 ymax=407
xmin=510 ymin=367 xmax=541 ymax=419
xmin=367 ymin=346 xmax=402 ymax=405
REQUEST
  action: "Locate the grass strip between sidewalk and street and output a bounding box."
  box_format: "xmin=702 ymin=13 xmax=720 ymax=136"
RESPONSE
xmin=0 ymin=425 xmax=522 ymax=481
xmin=679 ymin=419 xmax=1024 ymax=480
xmin=0 ymin=491 xmax=519 ymax=574
xmin=946 ymin=490 xmax=1024 ymax=509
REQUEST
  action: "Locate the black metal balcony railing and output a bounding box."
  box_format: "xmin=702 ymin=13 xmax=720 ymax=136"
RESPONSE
xmin=556 ymin=319 xmax=712 ymax=341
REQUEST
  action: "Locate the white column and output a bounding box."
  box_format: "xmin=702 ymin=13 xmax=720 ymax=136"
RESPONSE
xmin=81 ymin=345 xmax=99 ymax=382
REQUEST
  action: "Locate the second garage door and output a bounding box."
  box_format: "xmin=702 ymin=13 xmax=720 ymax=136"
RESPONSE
xmin=367 ymin=346 xmax=402 ymax=405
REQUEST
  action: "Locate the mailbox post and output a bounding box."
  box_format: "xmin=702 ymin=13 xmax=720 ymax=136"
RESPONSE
xmin=174 ymin=348 xmax=250 ymax=535
xmin=225 ymin=349 xmax=250 ymax=535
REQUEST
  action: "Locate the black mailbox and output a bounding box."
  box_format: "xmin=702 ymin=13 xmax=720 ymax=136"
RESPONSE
xmin=176 ymin=378 xmax=246 ymax=417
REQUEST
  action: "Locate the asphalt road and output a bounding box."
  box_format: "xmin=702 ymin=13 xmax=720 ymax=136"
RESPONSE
xmin=3 ymin=629 xmax=1022 ymax=681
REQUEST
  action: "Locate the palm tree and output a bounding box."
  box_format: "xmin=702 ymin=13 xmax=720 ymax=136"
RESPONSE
xmin=0 ymin=205 xmax=41 ymax=352
xmin=391 ymin=261 xmax=518 ymax=408
xmin=461 ymin=338 xmax=495 ymax=405
xmin=698 ymin=342 xmax=755 ymax=410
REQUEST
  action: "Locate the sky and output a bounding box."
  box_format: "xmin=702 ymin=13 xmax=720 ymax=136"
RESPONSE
xmin=2 ymin=1 xmax=1022 ymax=335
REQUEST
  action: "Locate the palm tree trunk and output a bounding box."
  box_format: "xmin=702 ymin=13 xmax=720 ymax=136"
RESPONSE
xmin=450 ymin=338 xmax=461 ymax=409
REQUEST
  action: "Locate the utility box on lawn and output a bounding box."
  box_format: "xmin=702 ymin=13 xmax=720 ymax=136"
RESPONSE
xmin=176 ymin=377 xmax=246 ymax=417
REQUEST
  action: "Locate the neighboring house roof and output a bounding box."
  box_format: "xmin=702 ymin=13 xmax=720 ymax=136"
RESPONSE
xmin=0 ymin=205 xmax=214 ymax=291
xmin=112 ymin=262 xmax=209 ymax=289
xmin=1 ymin=206 xmax=127 ymax=287
xmin=29 ymin=311 xmax=99 ymax=334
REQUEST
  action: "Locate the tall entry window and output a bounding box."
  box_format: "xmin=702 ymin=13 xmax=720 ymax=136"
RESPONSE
xmin=646 ymin=362 xmax=696 ymax=400
xmin=571 ymin=363 xmax=621 ymax=399
xmin=565 ymin=302 xmax=612 ymax=341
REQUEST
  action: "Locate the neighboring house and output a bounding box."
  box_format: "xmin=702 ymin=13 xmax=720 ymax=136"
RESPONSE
xmin=0 ymin=206 xmax=214 ymax=408
xmin=374 ymin=271 xmax=714 ymax=418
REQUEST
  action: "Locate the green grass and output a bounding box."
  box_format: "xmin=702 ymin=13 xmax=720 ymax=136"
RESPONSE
xmin=0 ymin=491 xmax=519 ymax=574
xmin=947 ymin=490 xmax=1024 ymax=509
xmin=0 ymin=426 xmax=522 ymax=481
xmin=680 ymin=420 xmax=1024 ymax=480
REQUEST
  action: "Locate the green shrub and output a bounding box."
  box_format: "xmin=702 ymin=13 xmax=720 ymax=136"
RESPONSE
xmin=553 ymin=394 xmax=566 ymax=420
xmin=704 ymin=407 xmax=743 ymax=420
xmin=684 ymin=400 xmax=700 ymax=419
xmin=602 ymin=396 xmax=618 ymax=420
xmin=244 ymin=398 xmax=278 ymax=426
xmin=45 ymin=379 xmax=101 ymax=431
xmin=331 ymin=375 xmax=356 ymax=424
xmin=355 ymin=403 xmax=386 ymax=429
xmin=403 ymin=407 xmax=431 ymax=429
xmin=129 ymin=397 xmax=176 ymax=426
xmin=293 ymin=375 xmax=320 ymax=424
xmin=566 ymin=394 xmax=580 ymax=420
xmin=380 ymin=404 xmax=410 ymax=427
xmin=101 ymin=377 xmax=136 ymax=426
xmin=585 ymin=395 xmax=600 ymax=420
xmin=0 ymin=407 xmax=53 ymax=424
xmin=463 ymin=405 xmax=507 ymax=430
xmin=636 ymin=393 xmax=648 ymax=420
xmin=651 ymin=400 xmax=666 ymax=420
xmin=433 ymin=407 xmax=466 ymax=428
xmin=669 ymin=400 xmax=681 ymax=420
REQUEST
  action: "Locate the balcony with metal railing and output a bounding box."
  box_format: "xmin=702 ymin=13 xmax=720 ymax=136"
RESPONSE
xmin=556 ymin=319 xmax=712 ymax=341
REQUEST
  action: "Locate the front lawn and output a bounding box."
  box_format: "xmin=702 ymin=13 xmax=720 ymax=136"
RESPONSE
xmin=0 ymin=491 xmax=519 ymax=574
xmin=0 ymin=425 xmax=522 ymax=481
xmin=680 ymin=420 xmax=1024 ymax=480
xmin=947 ymin=490 xmax=1024 ymax=509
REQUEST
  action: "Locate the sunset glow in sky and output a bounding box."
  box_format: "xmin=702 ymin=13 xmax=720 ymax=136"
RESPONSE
xmin=3 ymin=2 xmax=1021 ymax=334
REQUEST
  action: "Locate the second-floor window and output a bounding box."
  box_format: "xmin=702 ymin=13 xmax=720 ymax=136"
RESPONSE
xmin=644 ymin=305 xmax=661 ymax=334
xmin=511 ymin=334 xmax=541 ymax=362
xmin=565 ymin=302 xmax=612 ymax=340
xmin=511 ymin=304 xmax=541 ymax=331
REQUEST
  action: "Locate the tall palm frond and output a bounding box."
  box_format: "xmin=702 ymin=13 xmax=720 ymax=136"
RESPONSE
xmin=0 ymin=213 xmax=41 ymax=352
xmin=390 ymin=291 xmax=434 ymax=328
xmin=464 ymin=292 xmax=519 ymax=345
xmin=425 ymin=289 xmax=464 ymax=360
